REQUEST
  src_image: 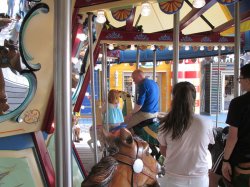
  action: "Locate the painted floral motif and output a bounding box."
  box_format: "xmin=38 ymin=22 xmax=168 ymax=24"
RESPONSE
xmin=219 ymin=37 xmax=229 ymax=42
xmin=105 ymin=32 xmax=123 ymax=40
xmin=180 ymin=36 xmax=193 ymax=42
xmin=158 ymin=34 xmax=172 ymax=41
xmin=23 ymin=109 xmax=40 ymax=124
xmin=134 ymin=34 xmax=149 ymax=41
xmin=201 ymin=36 xmax=212 ymax=43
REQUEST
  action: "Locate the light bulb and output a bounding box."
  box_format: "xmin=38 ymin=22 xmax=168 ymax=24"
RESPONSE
xmin=168 ymin=45 xmax=173 ymax=50
xmin=75 ymin=74 xmax=80 ymax=79
xmin=185 ymin=46 xmax=190 ymax=51
xmin=214 ymin=46 xmax=218 ymax=51
xmin=200 ymin=46 xmax=205 ymax=51
xmin=221 ymin=46 xmax=226 ymax=50
xmin=108 ymin=44 xmax=114 ymax=50
xmin=72 ymin=57 xmax=78 ymax=64
xmin=130 ymin=44 xmax=135 ymax=50
xmin=141 ymin=2 xmax=151 ymax=16
xmin=76 ymin=33 xmax=87 ymax=41
xmin=193 ymin=0 xmax=206 ymax=8
xmin=150 ymin=45 xmax=155 ymax=50
xmin=96 ymin=10 xmax=106 ymax=24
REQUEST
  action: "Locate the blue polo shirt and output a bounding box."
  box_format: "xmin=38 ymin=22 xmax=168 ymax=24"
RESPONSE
xmin=137 ymin=78 xmax=159 ymax=113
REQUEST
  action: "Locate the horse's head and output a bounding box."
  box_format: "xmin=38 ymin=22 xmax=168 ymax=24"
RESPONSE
xmin=106 ymin=128 xmax=162 ymax=187
xmin=118 ymin=90 xmax=132 ymax=100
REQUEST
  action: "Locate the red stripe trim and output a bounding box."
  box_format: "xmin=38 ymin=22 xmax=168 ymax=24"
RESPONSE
xmin=32 ymin=131 xmax=55 ymax=187
xmin=74 ymin=33 xmax=102 ymax=112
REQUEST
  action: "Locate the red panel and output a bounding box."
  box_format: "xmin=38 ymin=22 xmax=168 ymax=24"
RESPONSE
xmin=75 ymin=0 xmax=118 ymax=8
xmin=99 ymin=29 xmax=236 ymax=43
xmin=72 ymin=26 xmax=82 ymax=56
xmin=185 ymin=71 xmax=200 ymax=78
xmin=195 ymin=100 xmax=200 ymax=107
xmin=43 ymin=88 xmax=54 ymax=134
xmin=32 ymin=131 xmax=55 ymax=187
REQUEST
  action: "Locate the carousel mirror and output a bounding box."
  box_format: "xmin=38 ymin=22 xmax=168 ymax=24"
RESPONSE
xmin=0 ymin=1 xmax=41 ymax=120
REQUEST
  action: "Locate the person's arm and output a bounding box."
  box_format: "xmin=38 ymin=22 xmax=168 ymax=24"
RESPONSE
xmin=124 ymin=104 xmax=142 ymax=128
xmin=131 ymin=103 xmax=142 ymax=114
xmin=222 ymin=126 xmax=238 ymax=182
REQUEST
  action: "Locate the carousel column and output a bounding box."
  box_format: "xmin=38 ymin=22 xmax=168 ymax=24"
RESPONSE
xmin=102 ymin=43 xmax=109 ymax=132
xmin=136 ymin=47 xmax=140 ymax=69
xmin=215 ymin=47 xmax=221 ymax=127
xmin=88 ymin=12 xmax=98 ymax=164
xmin=54 ymin=0 xmax=73 ymax=186
xmin=153 ymin=48 xmax=156 ymax=82
xmin=135 ymin=48 xmax=140 ymax=100
xmin=234 ymin=1 xmax=240 ymax=97
xmin=173 ymin=11 xmax=180 ymax=85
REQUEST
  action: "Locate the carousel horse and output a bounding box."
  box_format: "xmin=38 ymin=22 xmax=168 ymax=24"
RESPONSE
xmin=0 ymin=14 xmax=11 ymax=31
xmin=82 ymin=128 xmax=163 ymax=187
xmin=119 ymin=91 xmax=162 ymax=160
xmin=87 ymin=90 xmax=162 ymax=160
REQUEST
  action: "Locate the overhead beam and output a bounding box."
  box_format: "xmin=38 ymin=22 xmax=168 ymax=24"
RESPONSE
xmin=76 ymin=0 xmax=143 ymax=12
xmin=126 ymin=7 xmax=136 ymax=31
xmin=213 ymin=10 xmax=250 ymax=33
xmin=180 ymin=0 xmax=217 ymax=31
xmin=99 ymin=29 xmax=235 ymax=46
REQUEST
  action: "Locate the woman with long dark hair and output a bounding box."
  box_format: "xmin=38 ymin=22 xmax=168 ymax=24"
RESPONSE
xmin=158 ymin=82 xmax=214 ymax=187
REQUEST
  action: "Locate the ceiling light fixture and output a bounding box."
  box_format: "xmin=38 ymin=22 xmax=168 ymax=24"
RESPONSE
xmin=192 ymin=0 xmax=206 ymax=8
xmin=200 ymin=46 xmax=205 ymax=51
xmin=141 ymin=2 xmax=151 ymax=16
xmin=96 ymin=10 xmax=106 ymax=24
xmin=108 ymin=44 xmax=114 ymax=50
xmin=168 ymin=45 xmax=173 ymax=51
xmin=214 ymin=46 xmax=218 ymax=51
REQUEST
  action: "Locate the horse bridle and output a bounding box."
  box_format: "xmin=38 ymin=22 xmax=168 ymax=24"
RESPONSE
xmin=113 ymin=138 xmax=158 ymax=187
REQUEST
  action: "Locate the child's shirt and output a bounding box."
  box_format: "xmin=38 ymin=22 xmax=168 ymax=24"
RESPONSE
xmin=104 ymin=103 xmax=124 ymax=126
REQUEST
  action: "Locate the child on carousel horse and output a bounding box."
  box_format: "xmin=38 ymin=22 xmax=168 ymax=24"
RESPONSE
xmin=104 ymin=89 xmax=125 ymax=133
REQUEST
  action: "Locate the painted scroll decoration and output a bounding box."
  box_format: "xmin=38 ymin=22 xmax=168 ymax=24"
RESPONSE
xmin=158 ymin=0 xmax=184 ymax=14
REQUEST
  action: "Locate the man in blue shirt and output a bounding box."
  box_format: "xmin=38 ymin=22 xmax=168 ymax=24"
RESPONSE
xmin=125 ymin=69 xmax=159 ymax=129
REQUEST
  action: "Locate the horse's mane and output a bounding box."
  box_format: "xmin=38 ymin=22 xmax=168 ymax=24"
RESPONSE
xmin=81 ymin=156 xmax=119 ymax=187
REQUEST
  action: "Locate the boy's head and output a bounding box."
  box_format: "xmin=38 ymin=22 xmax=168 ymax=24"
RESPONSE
xmin=241 ymin=63 xmax=250 ymax=79
xmin=240 ymin=63 xmax=250 ymax=92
